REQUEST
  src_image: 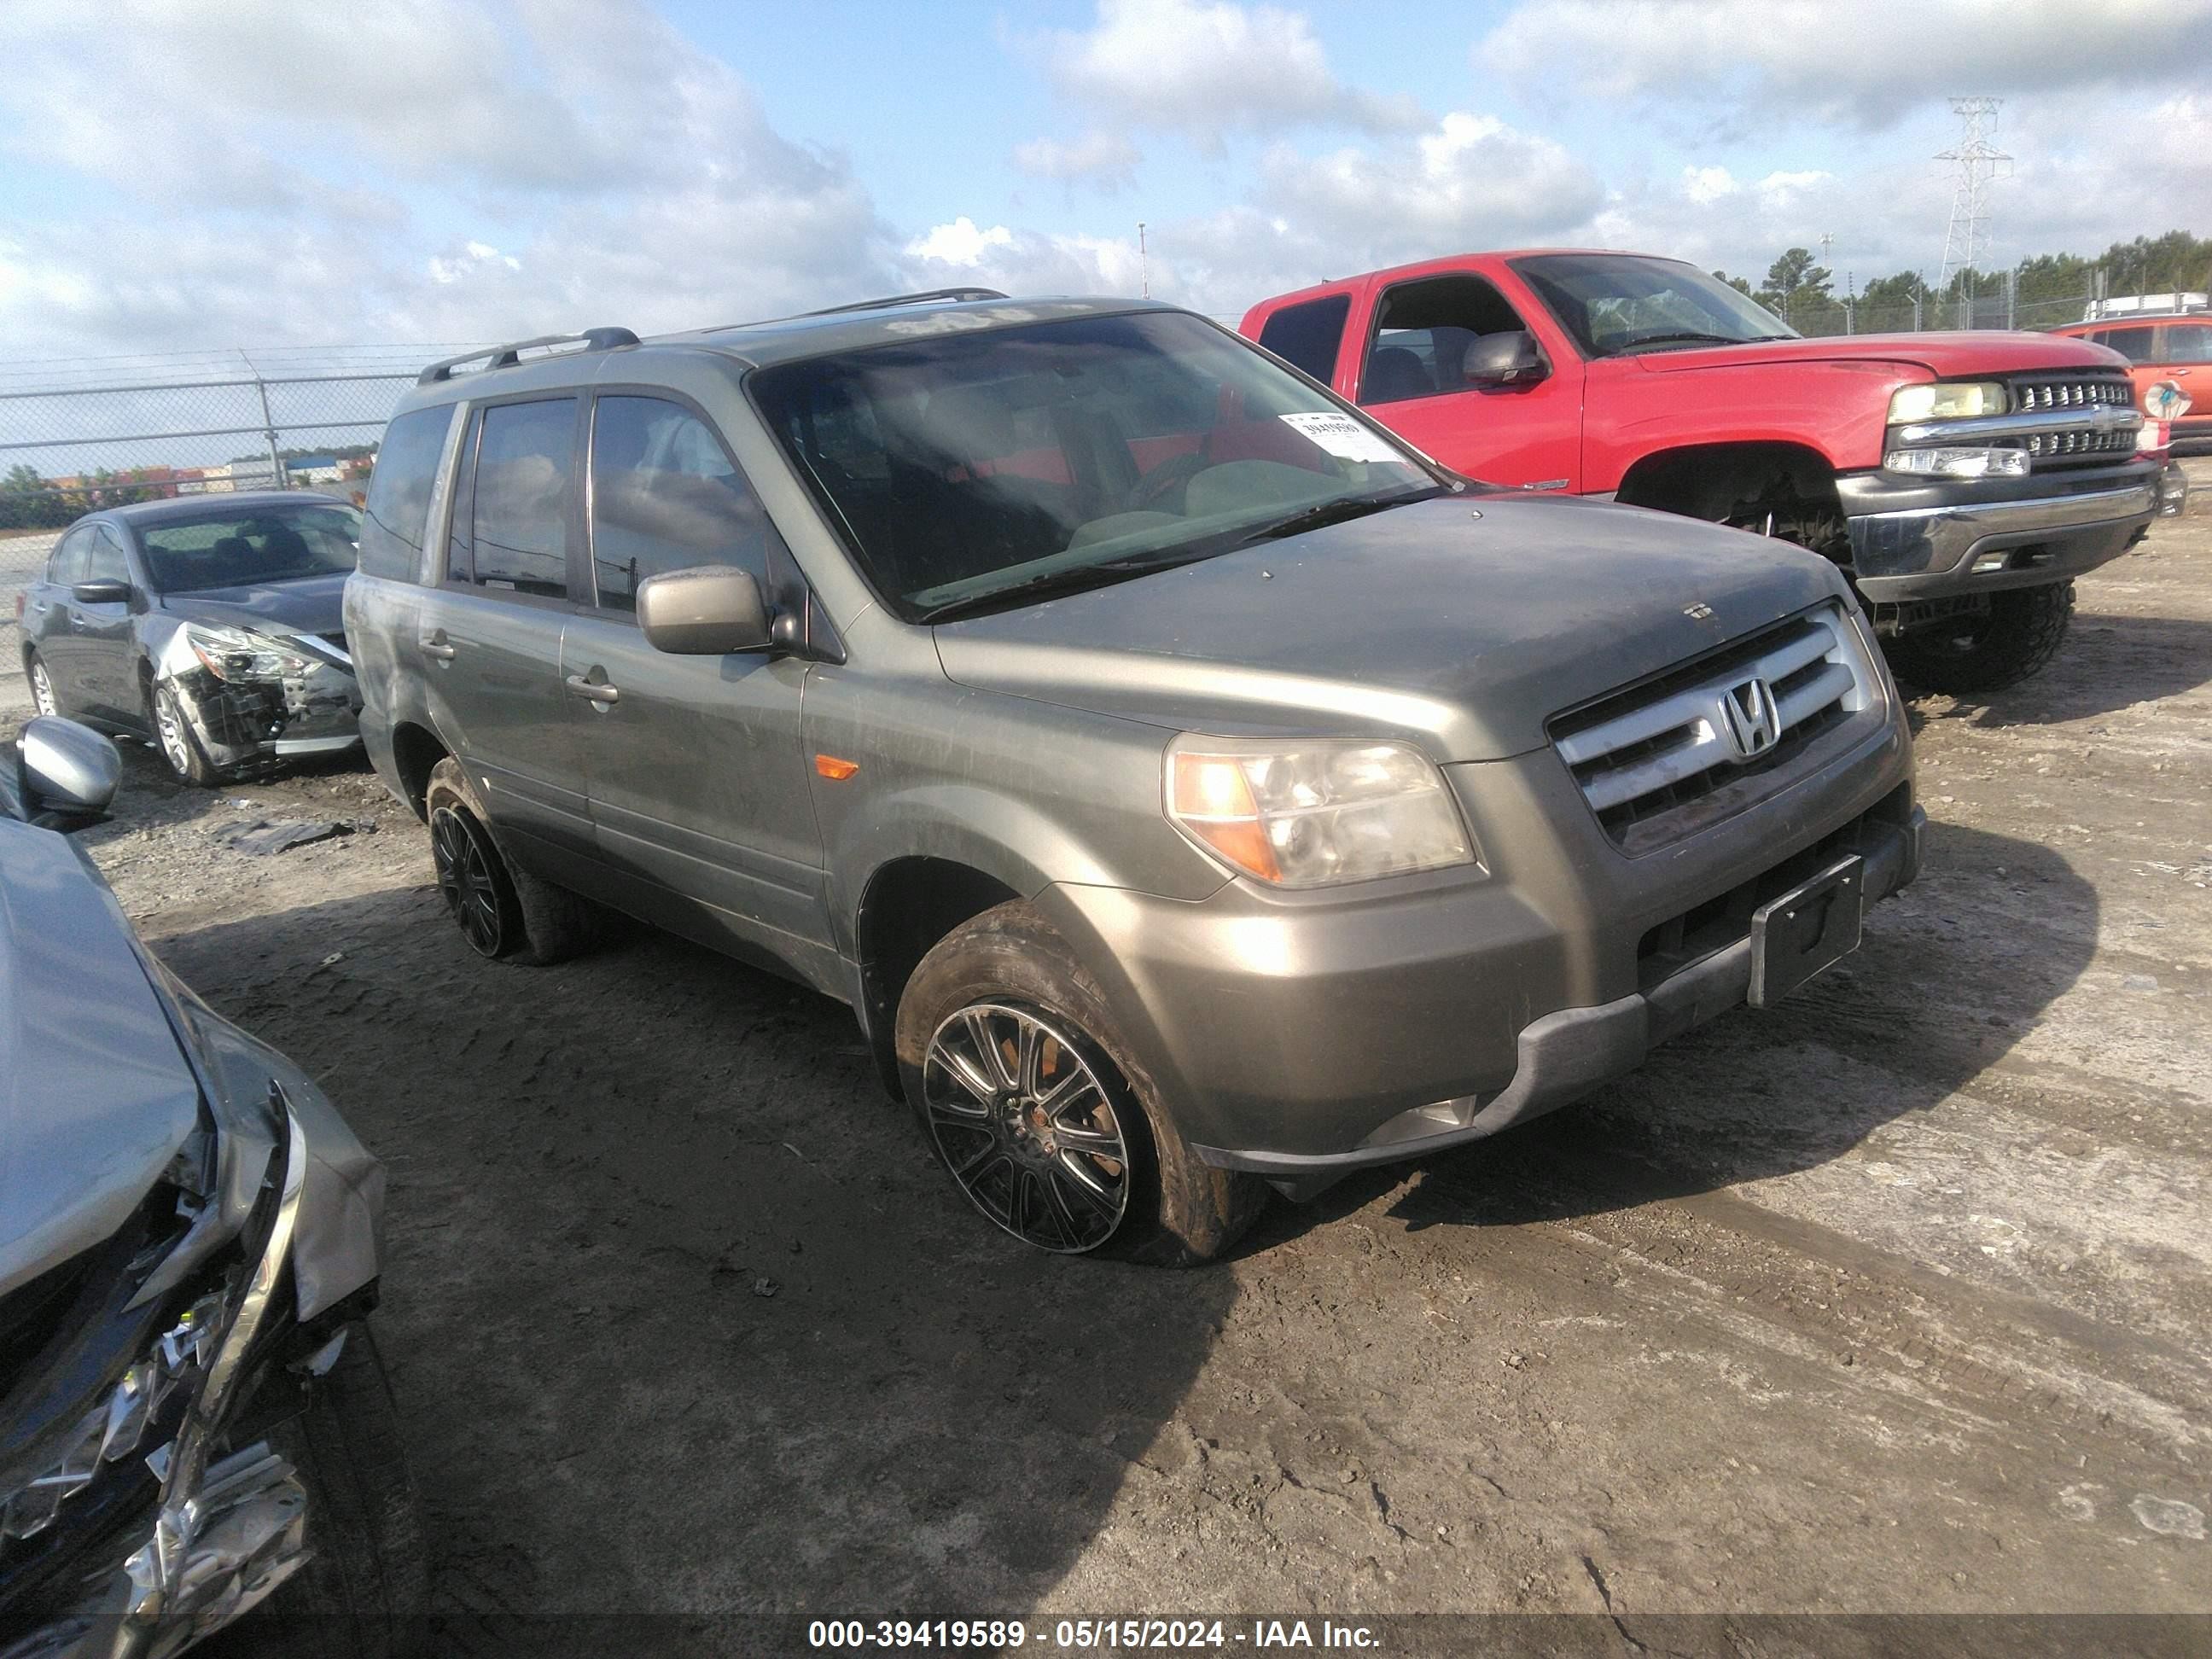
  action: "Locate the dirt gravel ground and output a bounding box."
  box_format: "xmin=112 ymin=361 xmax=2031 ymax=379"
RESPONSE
xmin=6 ymin=469 xmax=2209 ymax=1643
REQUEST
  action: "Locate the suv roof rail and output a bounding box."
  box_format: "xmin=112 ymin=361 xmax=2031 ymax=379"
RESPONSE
xmin=798 ymin=287 xmax=1009 ymax=319
xmin=416 ymin=326 xmax=641 ymax=386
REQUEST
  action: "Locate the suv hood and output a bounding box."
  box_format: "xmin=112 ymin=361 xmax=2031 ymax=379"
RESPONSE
xmin=1632 ymin=330 xmax=2127 ymax=379
xmin=933 ymin=494 xmax=1848 ymax=761
xmin=161 ymin=571 xmax=348 ymax=639
xmin=0 ymin=818 xmax=201 ymax=1301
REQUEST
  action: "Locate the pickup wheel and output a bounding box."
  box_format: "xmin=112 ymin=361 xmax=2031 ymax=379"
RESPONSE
xmin=423 ymin=757 xmax=594 ymax=964
xmin=1883 ymin=579 xmax=2075 ymax=694
xmin=894 ymin=901 xmax=1266 ymax=1265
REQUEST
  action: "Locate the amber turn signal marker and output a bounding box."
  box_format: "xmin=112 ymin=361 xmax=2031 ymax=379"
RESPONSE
xmin=814 ymin=754 xmax=860 ymax=781
xmin=1169 ymin=752 xmax=1282 ymax=882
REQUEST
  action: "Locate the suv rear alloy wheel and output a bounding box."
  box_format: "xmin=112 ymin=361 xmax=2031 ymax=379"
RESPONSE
xmin=895 ymin=901 xmax=1266 ymax=1264
xmin=423 ymin=757 xmax=595 ymax=965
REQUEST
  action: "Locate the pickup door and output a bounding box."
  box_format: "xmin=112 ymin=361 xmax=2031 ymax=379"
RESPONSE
xmin=1262 ymin=265 xmax=1586 ymax=492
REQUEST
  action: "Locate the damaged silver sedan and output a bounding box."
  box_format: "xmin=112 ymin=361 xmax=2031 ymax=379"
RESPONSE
xmin=1 ymin=718 xmax=421 ymax=1655
xmin=15 ymin=494 xmax=363 ymax=787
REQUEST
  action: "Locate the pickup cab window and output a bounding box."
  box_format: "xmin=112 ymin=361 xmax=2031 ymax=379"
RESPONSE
xmin=1360 ymin=276 xmax=1532 ymax=405
xmin=753 ymin=310 xmax=1440 ymax=621
xmin=1257 ymin=294 xmax=1351 ymax=385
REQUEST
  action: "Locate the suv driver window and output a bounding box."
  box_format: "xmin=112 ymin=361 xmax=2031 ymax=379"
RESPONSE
xmin=2163 ymin=323 xmax=2212 ymax=364
xmin=463 ymin=399 xmax=576 ymax=597
xmin=588 ymin=396 xmax=772 ymax=611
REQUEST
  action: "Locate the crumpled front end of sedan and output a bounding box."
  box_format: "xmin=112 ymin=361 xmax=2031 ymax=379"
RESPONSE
xmin=148 ymin=625 xmax=362 ymax=775
xmin=0 ymin=823 xmax=385 ymax=1658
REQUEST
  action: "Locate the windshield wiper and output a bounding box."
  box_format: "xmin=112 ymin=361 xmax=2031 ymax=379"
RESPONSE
xmin=1233 ymin=486 xmax=1441 ymax=547
xmin=914 ymin=550 xmax=1206 ymax=624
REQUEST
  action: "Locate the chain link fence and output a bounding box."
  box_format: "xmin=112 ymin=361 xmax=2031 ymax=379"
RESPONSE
xmin=2 ymin=346 xmax=486 ymax=671
xmin=1777 ymin=288 xmax=2104 ymax=337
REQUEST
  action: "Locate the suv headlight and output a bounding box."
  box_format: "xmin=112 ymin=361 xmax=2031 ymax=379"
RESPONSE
xmin=1167 ymin=738 xmax=1476 ymax=888
xmin=185 ymin=622 xmax=314 ymax=681
xmin=1888 ymin=381 xmax=2008 ymax=423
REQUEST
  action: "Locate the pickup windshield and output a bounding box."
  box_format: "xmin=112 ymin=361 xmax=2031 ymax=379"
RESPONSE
xmin=1513 ymin=253 xmax=1797 ymax=358
xmin=750 ymin=311 xmax=1441 ymax=620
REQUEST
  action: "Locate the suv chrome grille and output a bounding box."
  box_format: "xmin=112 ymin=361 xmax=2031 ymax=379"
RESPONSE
xmin=1551 ymin=606 xmax=1879 ymax=852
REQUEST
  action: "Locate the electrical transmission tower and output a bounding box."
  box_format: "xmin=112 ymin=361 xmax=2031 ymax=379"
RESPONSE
xmin=1936 ymin=97 xmax=2012 ymax=324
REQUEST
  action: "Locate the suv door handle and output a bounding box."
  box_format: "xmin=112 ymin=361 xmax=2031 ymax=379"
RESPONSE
xmin=418 ymin=634 xmax=457 ymax=661
xmin=565 ymin=673 xmax=620 ymax=706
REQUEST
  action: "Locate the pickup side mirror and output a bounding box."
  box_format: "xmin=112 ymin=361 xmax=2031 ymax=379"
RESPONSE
xmin=15 ymin=717 xmax=121 ymax=830
xmin=1461 ymin=330 xmax=1547 ymax=387
xmin=71 ymin=578 xmax=133 ymax=605
xmin=637 ymin=565 xmax=774 ymax=655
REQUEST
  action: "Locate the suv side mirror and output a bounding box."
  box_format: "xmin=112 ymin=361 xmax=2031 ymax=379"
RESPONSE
xmin=15 ymin=717 xmax=120 ymax=829
xmin=1461 ymin=331 xmax=1546 ymax=387
xmin=71 ymin=578 xmax=133 ymax=605
xmin=637 ymin=565 xmax=774 ymax=655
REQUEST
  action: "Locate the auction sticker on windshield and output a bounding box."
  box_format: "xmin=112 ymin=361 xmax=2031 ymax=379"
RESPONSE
xmin=1278 ymin=411 xmax=1401 ymax=463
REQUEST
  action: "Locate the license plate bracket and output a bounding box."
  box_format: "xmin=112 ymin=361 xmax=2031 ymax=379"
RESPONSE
xmin=1749 ymin=854 xmax=1865 ymax=1008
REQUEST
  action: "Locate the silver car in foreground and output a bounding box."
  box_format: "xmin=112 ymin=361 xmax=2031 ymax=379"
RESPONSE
xmin=0 ymin=720 xmax=419 ymax=1656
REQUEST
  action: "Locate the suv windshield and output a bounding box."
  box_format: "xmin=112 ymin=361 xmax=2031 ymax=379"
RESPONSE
xmin=138 ymin=504 xmax=362 ymax=593
xmin=1514 ymin=253 xmax=1797 ymax=358
xmin=750 ymin=311 xmax=1441 ymax=620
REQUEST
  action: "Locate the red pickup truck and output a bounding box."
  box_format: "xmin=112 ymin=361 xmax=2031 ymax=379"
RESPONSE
xmin=1240 ymin=249 xmax=2167 ymax=690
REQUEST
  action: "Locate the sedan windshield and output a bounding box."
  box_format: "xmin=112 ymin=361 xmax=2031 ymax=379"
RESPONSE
xmin=1513 ymin=253 xmax=1797 ymax=358
xmin=750 ymin=311 xmax=1441 ymax=620
xmin=137 ymin=504 xmax=361 ymax=594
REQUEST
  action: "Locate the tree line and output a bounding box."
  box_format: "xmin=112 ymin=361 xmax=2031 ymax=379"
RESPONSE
xmin=1714 ymin=229 xmax=2212 ymax=333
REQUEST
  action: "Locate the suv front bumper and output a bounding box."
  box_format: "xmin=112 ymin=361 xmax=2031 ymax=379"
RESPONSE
xmin=1037 ymin=701 xmax=1917 ymax=1193
xmin=1837 ymin=460 xmax=2158 ymax=602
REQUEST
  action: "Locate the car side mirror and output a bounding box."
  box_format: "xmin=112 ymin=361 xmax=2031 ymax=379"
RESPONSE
xmin=71 ymin=578 xmax=133 ymax=605
xmin=1461 ymin=331 xmax=1546 ymax=387
xmin=15 ymin=716 xmax=120 ymax=829
xmin=637 ymin=565 xmax=774 ymax=655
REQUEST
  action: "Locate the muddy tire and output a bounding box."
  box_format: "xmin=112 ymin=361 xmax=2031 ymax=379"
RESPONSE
xmin=1885 ymin=580 xmax=2075 ymax=694
xmin=423 ymin=756 xmax=593 ymax=965
xmin=229 ymin=1327 xmax=428 ymax=1659
xmin=894 ymin=900 xmax=1266 ymax=1265
xmin=152 ymin=681 xmax=223 ymax=787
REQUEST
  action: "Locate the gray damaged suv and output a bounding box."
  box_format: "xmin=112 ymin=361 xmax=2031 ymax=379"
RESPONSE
xmin=344 ymin=292 xmax=1923 ymax=1263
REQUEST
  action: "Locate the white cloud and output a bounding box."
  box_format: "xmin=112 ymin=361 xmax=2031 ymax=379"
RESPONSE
xmin=1040 ymin=0 xmax=1423 ymax=142
xmin=1483 ymin=0 xmax=2212 ymax=128
xmin=1683 ymin=166 xmax=1738 ymax=206
xmin=1013 ymin=131 xmax=1144 ymax=192
xmin=905 ymin=218 xmax=1018 ymax=267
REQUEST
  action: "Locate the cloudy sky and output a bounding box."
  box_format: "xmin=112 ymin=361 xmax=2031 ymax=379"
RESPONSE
xmin=2 ymin=0 xmax=2208 ymax=360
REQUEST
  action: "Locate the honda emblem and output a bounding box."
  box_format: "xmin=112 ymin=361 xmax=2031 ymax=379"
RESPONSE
xmin=1720 ymin=677 xmax=1780 ymax=759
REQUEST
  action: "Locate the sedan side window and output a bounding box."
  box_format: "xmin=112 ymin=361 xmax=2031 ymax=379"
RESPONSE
xmin=85 ymin=527 xmax=132 ymax=587
xmin=464 ymin=399 xmax=577 ymax=598
xmin=48 ymin=527 xmax=94 ymax=585
xmin=588 ymin=395 xmax=777 ymax=613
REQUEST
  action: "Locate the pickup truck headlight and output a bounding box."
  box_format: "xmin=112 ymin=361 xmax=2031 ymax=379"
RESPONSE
xmin=1882 ymin=445 xmax=2031 ymax=479
xmin=1167 ymin=738 xmax=1475 ymax=888
xmin=1887 ymin=381 xmax=2008 ymax=423
xmin=185 ymin=622 xmax=315 ymax=681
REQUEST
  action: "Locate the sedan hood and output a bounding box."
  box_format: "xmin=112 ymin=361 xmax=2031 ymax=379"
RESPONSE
xmin=0 ymin=818 xmax=201 ymax=1301
xmin=162 ymin=571 xmax=349 ymax=639
xmin=1632 ymin=329 xmax=2127 ymax=379
xmin=933 ymin=494 xmax=1849 ymax=760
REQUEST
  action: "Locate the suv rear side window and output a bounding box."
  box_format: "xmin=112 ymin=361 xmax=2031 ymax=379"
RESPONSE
xmin=588 ymin=396 xmax=772 ymax=611
xmin=463 ymin=399 xmax=576 ymax=597
xmin=359 ymin=405 xmax=456 ymax=581
xmin=1257 ymin=295 xmax=1351 ymax=385
xmin=1361 ymin=276 xmax=1530 ymax=405
xmin=2106 ymin=327 xmax=2160 ymax=364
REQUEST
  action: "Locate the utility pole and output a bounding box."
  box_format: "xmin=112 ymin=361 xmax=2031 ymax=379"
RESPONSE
xmin=1137 ymin=222 xmax=1150 ymax=300
xmin=1937 ymin=96 xmax=2011 ymax=329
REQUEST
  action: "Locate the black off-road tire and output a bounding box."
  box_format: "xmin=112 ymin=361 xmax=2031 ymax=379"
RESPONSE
xmin=1884 ymin=579 xmax=2075 ymax=694
xmin=423 ymin=756 xmax=594 ymax=965
xmin=894 ymin=900 xmax=1266 ymax=1266
xmin=232 ymin=1326 xmax=428 ymax=1659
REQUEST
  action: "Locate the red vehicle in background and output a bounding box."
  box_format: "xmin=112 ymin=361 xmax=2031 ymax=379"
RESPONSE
xmin=2051 ymin=299 xmax=2209 ymax=452
xmin=1241 ymin=250 xmax=2173 ymax=690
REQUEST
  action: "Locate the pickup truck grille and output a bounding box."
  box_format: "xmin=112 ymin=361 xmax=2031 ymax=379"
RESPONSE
xmin=2011 ymin=375 xmax=2133 ymax=413
xmin=1551 ymin=606 xmax=1880 ymax=853
xmin=2023 ymin=426 xmax=2135 ymax=460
